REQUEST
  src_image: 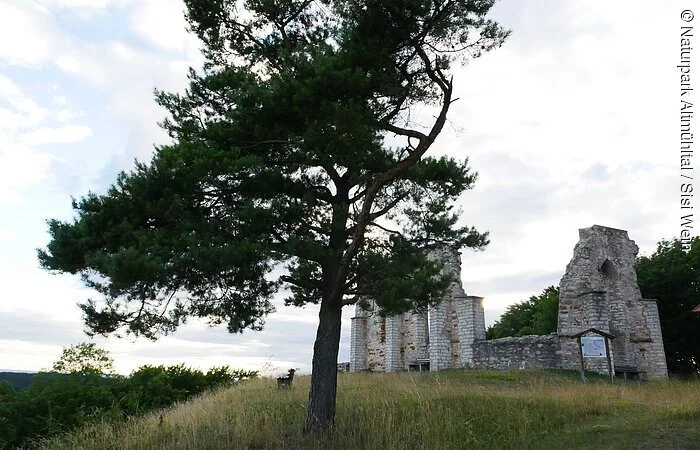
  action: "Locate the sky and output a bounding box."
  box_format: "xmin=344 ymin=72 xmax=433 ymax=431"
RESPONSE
xmin=0 ymin=0 xmax=696 ymax=375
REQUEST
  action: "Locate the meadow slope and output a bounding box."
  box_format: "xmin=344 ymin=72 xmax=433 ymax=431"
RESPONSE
xmin=38 ymin=370 xmax=700 ymax=450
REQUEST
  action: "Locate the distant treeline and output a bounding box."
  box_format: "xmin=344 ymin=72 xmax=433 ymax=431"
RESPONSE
xmin=0 ymin=365 xmax=257 ymax=449
xmin=0 ymin=372 xmax=41 ymax=391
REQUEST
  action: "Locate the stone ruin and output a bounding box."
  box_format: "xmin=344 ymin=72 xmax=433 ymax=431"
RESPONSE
xmin=349 ymin=247 xmax=485 ymax=372
xmin=349 ymin=225 xmax=668 ymax=379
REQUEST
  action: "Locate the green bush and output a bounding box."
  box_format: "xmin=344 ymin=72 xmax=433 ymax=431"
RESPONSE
xmin=487 ymin=286 xmax=559 ymax=339
xmin=0 ymin=365 xmax=257 ymax=449
xmin=0 ymin=381 xmax=18 ymax=449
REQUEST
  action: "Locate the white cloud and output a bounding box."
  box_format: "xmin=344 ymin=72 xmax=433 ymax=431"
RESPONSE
xmin=0 ymin=76 xmax=49 ymax=132
xmin=129 ymin=0 xmax=195 ymax=52
xmin=55 ymin=108 xmax=83 ymax=122
xmin=0 ymin=143 xmax=55 ymax=205
xmin=0 ymin=78 xmax=61 ymax=204
xmin=53 ymin=95 xmax=69 ymax=106
xmin=0 ymin=229 xmax=16 ymax=243
xmin=34 ymin=0 xmax=112 ymax=18
xmin=38 ymin=0 xmax=111 ymax=8
xmin=0 ymin=340 xmax=64 ymax=372
xmin=0 ymin=1 xmax=55 ymax=65
xmin=21 ymin=125 xmax=93 ymax=146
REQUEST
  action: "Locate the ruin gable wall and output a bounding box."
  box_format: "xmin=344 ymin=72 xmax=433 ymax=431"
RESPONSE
xmin=349 ymin=226 xmax=668 ymax=379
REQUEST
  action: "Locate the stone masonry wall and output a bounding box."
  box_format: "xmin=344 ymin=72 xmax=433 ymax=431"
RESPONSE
xmin=421 ymin=247 xmax=459 ymax=370
xmin=385 ymin=315 xmax=403 ymax=372
xmin=350 ymin=246 xmax=479 ymax=372
xmin=557 ymin=225 xmax=668 ymax=379
xmin=365 ymin=313 xmax=386 ymax=372
xmin=349 ymin=226 xmax=668 ymax=379
xmin=401 ymin=312 xmax=429 ymax=369
xmin=349 ymin=308 xmax=367 ymax=373
xmin=472 ymin=334 xmax=615 ymax=376
xmin=428 ymin=300 xmax=451 ymax=371
xmin=472 ymin=334 xmax=562 ymax=370
xmin=633 ymin=300 xmax=668 ymax=378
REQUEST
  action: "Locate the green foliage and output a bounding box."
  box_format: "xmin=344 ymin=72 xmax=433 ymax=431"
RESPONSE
xmin=115 ymin=365 xmax=257 ymax=414
xmin=0 ymin=380 xmax=14 ymax=399
xmin=0 ymin=381 xmax=17 ymax=449
xmin=636 ymin=237 xmax=700 ymax=376
xmin=0 ymin=372 xmax=35 ymax=391
xmin=52 ymin=342 xmax=115 ymax=375
xmin=486 ymin=286 xmax=559 ymax=339
xmin=0 ymin=364 xmax=256 ymax=449
xmin=0 ymin=372 xmax=121 ymax=449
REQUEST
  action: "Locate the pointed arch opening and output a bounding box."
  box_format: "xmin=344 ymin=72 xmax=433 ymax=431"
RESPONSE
xmin=599 ymin=259 xmax=616 ymax=277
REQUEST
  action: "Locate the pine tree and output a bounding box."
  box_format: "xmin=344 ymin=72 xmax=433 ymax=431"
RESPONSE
xmin=38 ymin=0 xmax=508 ymax=433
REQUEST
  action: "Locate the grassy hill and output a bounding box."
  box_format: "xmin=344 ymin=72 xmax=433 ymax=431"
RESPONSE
xmin=38 ymin=370 xmax=699 ymax=449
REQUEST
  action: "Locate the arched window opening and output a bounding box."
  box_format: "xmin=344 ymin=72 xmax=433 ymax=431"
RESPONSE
xmin=599 ymin=259 xmax=616 ymax=277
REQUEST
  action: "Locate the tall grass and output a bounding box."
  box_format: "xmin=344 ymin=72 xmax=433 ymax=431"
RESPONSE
xmin=38 ymin=370 xmax=700 ymax=449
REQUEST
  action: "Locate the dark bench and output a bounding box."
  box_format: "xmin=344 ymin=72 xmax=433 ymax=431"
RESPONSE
xmin=277 ymin=369 xmax=296 ymax=388
xmin=408 ymin=359 xmax=431 ymax=372
xmin=614 ymin=365 xmax=643 ymax=380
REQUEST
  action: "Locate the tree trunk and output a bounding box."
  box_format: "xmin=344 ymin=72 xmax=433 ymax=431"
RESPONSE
xmin=303 ymin=300 xmax=343 ymax=434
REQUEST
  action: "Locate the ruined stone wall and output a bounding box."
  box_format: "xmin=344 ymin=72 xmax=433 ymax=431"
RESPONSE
xmin=365 ymin=313 xmax=387 ymax=372
xmin=458 ymin=296 xmax=486 ymax=366
xmin=427 ymin=247 xmax=473 ymax=370
xmin=633 ymin=300 xmax=668 ymax=378
xmin=385 ymin=315 xmax=404 ymax=372
xmin=349 ymin=225 xmax=667 ymax=379
xmin=402 ymin=312 xmax=429 ymax=367
xmin=352 ymin=304 xmax=430 ymax=372
xmin=471 ymin=334 xmax=614 ymax=375
xmin=558 ymin=226 xmax=637 ymax=363
xmin=428 ymin=300 xmax=451 ymax=371
xmin=472 ymin=334 xmax=562 ymax=370
xmin=557 ymin=225 xmax=668 ymax=379
xmin=349 ymin=304 xmax=367 ymax=372
xmin=350 ymin=246 xmax=479 ymax=372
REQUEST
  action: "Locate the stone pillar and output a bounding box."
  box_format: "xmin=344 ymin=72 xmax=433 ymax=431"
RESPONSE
xmin=403 ymin=311 xmax=429 ymax=365
xmin=635 ymin=300 xmax=668 ymax=379
xmin=349 ymin=304 xmax=368 ymax=372
xmin=412 ymin=311 xmax=430 ymax=360
xmin=366 ymin=313 xmax=386 ymax=372
xmin=456 ymin=295 xmax=486 ymax=367
xmin=429 ymin=301 xmax=451 ymax=371
xmin=474 ymin=296 xmax=486 ymax=340
xmin=385 ymin=315 xmax=403 ymax=372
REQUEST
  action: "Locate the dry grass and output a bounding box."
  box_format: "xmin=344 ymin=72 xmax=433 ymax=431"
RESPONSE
xmin=38 ymin=370 xmax=700 ymax=450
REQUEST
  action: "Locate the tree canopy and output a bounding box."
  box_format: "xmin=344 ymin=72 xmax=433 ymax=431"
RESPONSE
xmin=486 ymin=286 xmax=559 ymax=339
xmin=52 ymin=343 xmax=115 ymax=375
xmin=636 ymin=237 xmax=700 ymax=376
xmin=38 ymin=0 xmax=508 ymax=432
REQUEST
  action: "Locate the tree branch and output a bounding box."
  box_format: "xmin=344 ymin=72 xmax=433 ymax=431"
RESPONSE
xmin=368 ymin=221 xmax=404 ymax=237
xmin=327 ymin=44 xmax=454 ymax=306
xmin=368 ymin=192 xmax=409 ymax=221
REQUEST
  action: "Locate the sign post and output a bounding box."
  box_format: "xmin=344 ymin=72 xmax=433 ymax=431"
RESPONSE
xmin=577 ymin=336 xmax=585 ymax=381
xmin=604 ymin=336 xmax=613 ymax=383
xmin=572 ymin=328 xmax=615 ymax=383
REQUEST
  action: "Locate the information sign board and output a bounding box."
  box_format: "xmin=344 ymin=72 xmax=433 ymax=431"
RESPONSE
xmin=581 ymin=336 xmax=606 ymax=358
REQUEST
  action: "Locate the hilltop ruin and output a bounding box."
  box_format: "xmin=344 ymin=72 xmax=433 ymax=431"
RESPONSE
xmin=349 ymin=225 xmax=668 ymax=379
